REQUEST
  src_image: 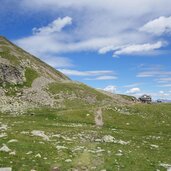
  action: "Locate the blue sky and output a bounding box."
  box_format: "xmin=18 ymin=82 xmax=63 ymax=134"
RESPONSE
xmin=1 ymin=0 xmax=171 ymax=99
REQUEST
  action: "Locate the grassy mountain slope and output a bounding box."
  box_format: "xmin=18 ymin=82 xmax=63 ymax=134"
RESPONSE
xmin=0 ymin=36 xmax=69 ymax=82
xmin=0 ymin=36 xmax=133 ymax=114
xmin=0 ymin=36 xmax=171 ymax=171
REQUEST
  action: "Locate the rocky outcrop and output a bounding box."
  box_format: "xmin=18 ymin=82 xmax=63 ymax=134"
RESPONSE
xmin=21 ymin=77 xmax=55 ymax=107
xmin=0 ymin=63 xmax=25 ymax=85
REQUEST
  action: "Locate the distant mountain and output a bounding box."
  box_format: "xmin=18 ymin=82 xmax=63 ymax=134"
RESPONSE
xmin=0 ymin=36 xmax=133 ymax=114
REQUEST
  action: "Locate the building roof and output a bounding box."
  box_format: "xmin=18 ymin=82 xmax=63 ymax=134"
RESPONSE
xmin=139 ymin=94 xmax=152 ymax=100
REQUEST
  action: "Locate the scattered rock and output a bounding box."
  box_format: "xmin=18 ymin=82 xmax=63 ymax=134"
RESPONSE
xmin=72 ymin=146 xmax=85 ymax=152
xmin=0 ymin=133 xmax=7 ymax=138
xmin=95 ymin=138 xmax=102 ymax=142
xmin=115 ymin=152 xmax=123 ymax=156
xmin=35 ymin=153 xmax=41 ymax=158
xmin=31 ymin=130 xmax=49 ymax=141
xmin=116 ymin=140 xmax=129 ymax=145
xmin=65 ymin=159 xmax=72 ymax=163
xmin=0 ymin=124 xmax=8 ymax=131
xmin=26 ymin=151 xmax=33 ymax=155
xmin=8 ymin=139 xmax=18 ymax=143
xmin=102 ymin=135 xmax=115 ymax=143
xmin=160 ymin=163 xmax=171 ymax=170
xmin=150 ymin=144 xmax=159 ymax=148
xmin=56 ymin=145 xmax=68 ymax=150
xmin=0 ymin=167 xmax=12 ymax=171
xmin=0 ymin=144 xmax=11 ymax=152
xmin=20 ymin=131 xmax=29 ymax=135
xmin=9 ymin=151 xmax=16 ymax=155
xmin=102 ymin=135 xmax=129 ymax=145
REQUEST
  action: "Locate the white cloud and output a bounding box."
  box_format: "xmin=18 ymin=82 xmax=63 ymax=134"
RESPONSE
xmin=10 ymin=1 xmax=171 ymax=69
xmin=85 ymin=76 xmax=117 ymax=80
xmin=159 ymin=90 xmax=170 ymax=97
xmin=98 ymin=45 xmax=120 ymax=54
xmin=136 ymin=71 xmax=157 ymax=78
xmin=21 ymin=0 xmax=171 ymax=17
xmin=136 ymin=66 xmax=171 ymax=90
xmin=32 ymin=16 xmax=72 ymax=35
xmin=159 ymin=84 xmax=171 ymax=87
xmin=123 ymin=83 xmax=141 ymax=88
xmin=103 ymin=85 xmax=117 ymax=93
xmin=41 ymin=55 xmax=73 ymax=68
xmin=113 ymin=41 xmax=164 ymax=56
xmin=140 ymin=16 xmax=171 ymax=35
xmin=156 ymin=77 xmax=171 ymax=83
xmin=159 ymin=91 xmax=164 ymax=94
xmin=137 ymin=70 xmax=171 ymax=78
xmin=126 ymin=87 xmax=141 ymax=94
xmin=58 ymin=69 xmax=117 ymax=81
xmin=99 ymin=41 xmax=165 ymax=56
xmin=14 ymin=17 xmax=74 ymax=69
xmin=16 ymin=33 xmax=121 ymax=56
xmin=58 ymin=69 xmax=115 ymax=76
xmin=13 ymin=0 xmax=171 ymax=58
xmin=136 ymin=65 xmax=171 ymax=78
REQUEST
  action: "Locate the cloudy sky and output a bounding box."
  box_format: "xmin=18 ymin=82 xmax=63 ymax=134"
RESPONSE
xmin=1 ymin=0 xmax=171 ymax=99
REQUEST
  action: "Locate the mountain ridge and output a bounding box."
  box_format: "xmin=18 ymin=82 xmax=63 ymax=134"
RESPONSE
xmin=0 ymin=36 xmax=133 ymax=114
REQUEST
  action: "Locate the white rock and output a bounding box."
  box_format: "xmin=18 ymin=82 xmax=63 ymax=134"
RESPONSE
xmin=0 ymin=133 xmax=7 ymax=138
xmin=31 ymin=130 xmax=49 ymax=141
xmin=96 ymin=149 xmax=105 ymax=153
xmin=26 ymin=151 xmax=33 ymax=155
xmin=0 ymin=144 xmax=11 ymax=152
xmin=102 ymin=135 xmax=115 ymax=142
xmin=61 ymin=136 xmax=72 ymax=141
xmin=160 ymin=163 xmax=171 ymax=170
xmin=111 ymin=128 xmax=117 ymax=131
xmin=0 ymin=168 xmax=12 ymax=171
xmin=9 ymin=151 xmax=16 ymax=155
xmin=0 ymin=124 xmax=8 ymax=131
xmin=8 ymin=139 xmax=18 ymax=143
xmin=168 ymin=167 xmax=171 ymax=171
xmin=95 ymin=139 xmax=102 ymax=142
xmin=65 ymin=159 xmax=72 ymax=162
xmin=115 ymin=153 xmax=123 ymax=156
xmin=35 ymin=153 xmax=41 ymax=158
xmin=72 ymin=146 xmax=85 ymax=152
xmin=20 ymin=131 xmax=29 ymax=135
xmin=150 ymin=144 xmax=159 ymax=148
xmin=52 ymin=134 xmax=61 ymax=138
xmin=56 ymin=145 xmax=68 ymax=150
xmin=115 ymin=140 xmax=129 ymax=145
xmin=118 ymin=150 xmax=122 ymax=153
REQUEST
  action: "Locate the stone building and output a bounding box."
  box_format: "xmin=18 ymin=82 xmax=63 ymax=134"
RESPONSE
xmin=139 ymin=94 xmax=152 ymax=103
